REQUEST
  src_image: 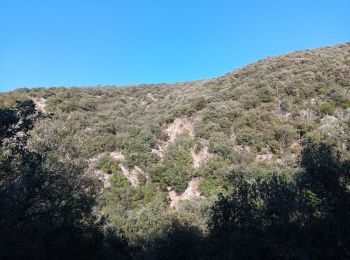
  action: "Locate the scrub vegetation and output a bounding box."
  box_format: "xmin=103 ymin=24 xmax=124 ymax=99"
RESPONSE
xmin=1 ymin=42 xmax=350 ymax=259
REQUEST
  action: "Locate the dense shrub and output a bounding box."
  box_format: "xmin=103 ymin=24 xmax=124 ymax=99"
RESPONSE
xmin=1 ymin=42 xmax=350 ymax=258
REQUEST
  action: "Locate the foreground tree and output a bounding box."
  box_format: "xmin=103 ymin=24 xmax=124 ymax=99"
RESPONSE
xmin=0 ymin=101 xmax=103 ymax=259
xmin=209 ymin=140 xmax=350 ymax=259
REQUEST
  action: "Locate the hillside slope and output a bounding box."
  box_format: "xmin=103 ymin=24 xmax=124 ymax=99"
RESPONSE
xmin=1 ymin=42 xmax=350 ymax=243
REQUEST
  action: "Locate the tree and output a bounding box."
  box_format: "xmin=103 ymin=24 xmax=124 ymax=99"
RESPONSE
xmin=297 ymin=140 xmax=350 ymax=258
xmin=0 ymin=101 xmax=103 ymax=259
xmin=208 ymin=140 xmax=350 ymax=259
xmin=209 ymin=175 xmax=297 ymax=259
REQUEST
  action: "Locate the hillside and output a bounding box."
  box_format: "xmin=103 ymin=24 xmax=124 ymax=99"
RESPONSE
xmin=1 ymin=42 xmax=350 ymax=259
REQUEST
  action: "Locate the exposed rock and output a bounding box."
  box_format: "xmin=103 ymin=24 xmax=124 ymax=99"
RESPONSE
xmin=304 ymin=98 xmax=316 ymax=106
xmin=191 ymin=146 xmax=210 ymax=168
xmin=318 ymin=115 xmax=343 ymax=138
xmin=165 ymin=117 xmax=194 ymax=143
xmin=88 ymin=150 xmax=148 ymax=188
xmin=233 ymin=145 xmax=251 ymax=152
xmin=299 ymin=109 xmax=314 ymax=119
xmin=95 ymin=170 xmax=111 ymax=188
xmin=87 ymin=153 xmax=110 ymax=188
xmin=88 ymin=151 xmax=125 ymax=188
xmin=147 ymin=92 xmax=157 ymax=102
xmin=118 ymin=164 xmax=144 ymax=187
xmin=110 ymin=151 xmax=125 ymax=161
xmin=152 ymin=117 xmax=213 ymax=168
xmin=168 ymin=190 xmax=180 ymax=210
xmin=283 ymin=112 xmax=291 ymax=120
xmin=152 ymin=117 xmax=195 ymax=158
xmin=168 ymin=178 xmax=204 ymax=210
xmin=151 ymin=143 xmax=166 ymax=158
xmin=256 ymin=153 xmax=273 ymax=161
xmin=319 ymin=115 xmax=338 ymax=133
xmin=181 ymin=178 xmax=204 ymax=200
xmin=33 ymin=98 xmax=46 ymax=112
xmin=290 ymin=140 xmax=300 ymax=149
xmin=229 ymin=130 xmax=237 ymax=146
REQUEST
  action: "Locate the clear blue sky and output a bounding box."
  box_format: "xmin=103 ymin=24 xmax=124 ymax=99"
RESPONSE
xmin=0 ymin=0 xmax=349 ymax=92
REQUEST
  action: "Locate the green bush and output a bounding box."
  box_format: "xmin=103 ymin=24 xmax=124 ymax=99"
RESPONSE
xmin=318 ymin=87 xmax=327 ymax=94
xmin=109 ymin=171 xmax=129 ymax=189
xmin=150 ymin=135 xmax=193 ymax=193
xmin=320 ymin=102 xmax=335 ymax=115
xmin=200 ymin=178 xmax=225 ymax=197
xmin=98 ymin=155 xmax=119 ymax=174
xmin=340 ymin=99 xmax=350 ymax=109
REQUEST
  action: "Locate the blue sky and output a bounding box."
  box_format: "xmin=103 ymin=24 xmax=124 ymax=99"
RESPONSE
xmin=0 ymin=0 xmax=349 ymax=92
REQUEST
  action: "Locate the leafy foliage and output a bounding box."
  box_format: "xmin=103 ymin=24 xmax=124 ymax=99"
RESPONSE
xmin=1 ymin=43 xmax=350 ymax=258
xmin=208 ymin=140 xmax=350 ymax=259
xmin=150 ymin=134 xmax=193 ymax=193
xmin=0 ymin=101 xmax=106 ymax=259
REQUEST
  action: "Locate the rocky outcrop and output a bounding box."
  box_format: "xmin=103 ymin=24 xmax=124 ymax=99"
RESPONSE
xmin=168 ymin=178 xmax=205 ymax=210
xmin=88 ymin=150 xmax=146 ymax=188
xmin=118 ymin=164 xmax=146 ymax=187
xmin=33 ymin=98 xmax=47 ymax=112
xmin=256 ymin=153 xmax=273 ymax=161
xmin=191 ymin=145 xmax=210 ymax=168
xmin=110 ymin=151 xmax=125 ymax=161
xmin=151 ymin=117 xmax=195 ymax=158
xmin=165 ymin=117 xmax=194 ymax=142
xmin=87 ymin=153 xmax=111 ymax=188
